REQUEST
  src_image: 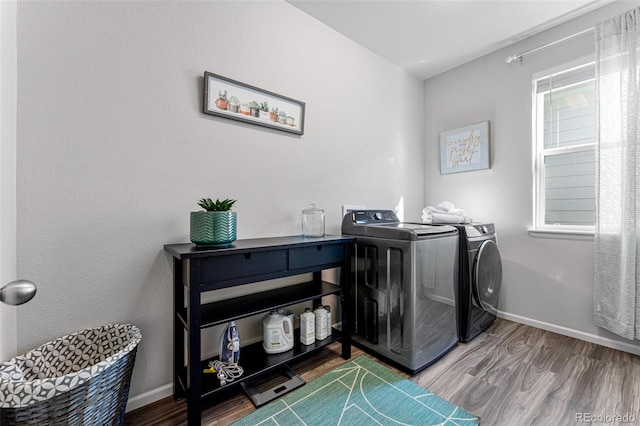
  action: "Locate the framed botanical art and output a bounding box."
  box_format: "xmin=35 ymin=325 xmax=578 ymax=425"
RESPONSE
xmin=203 ymin=71 xmax=305 ymax=135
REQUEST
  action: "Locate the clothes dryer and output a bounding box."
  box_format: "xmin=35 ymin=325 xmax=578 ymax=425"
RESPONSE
xmin=454 ymin=223 xmax=502 ymax=342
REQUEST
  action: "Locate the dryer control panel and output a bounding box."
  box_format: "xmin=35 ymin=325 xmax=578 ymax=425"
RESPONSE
xmin=464 ymin=223 xmax=495 ymax=237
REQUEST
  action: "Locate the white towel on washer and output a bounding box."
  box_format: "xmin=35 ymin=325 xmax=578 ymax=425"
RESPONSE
xmin=436 ymin=201 xmax=455 ymax=212
xmin=422 ymin=203 xmax=472 ymax=224
xmin=428 ymin=212 xmax=473 ymax=224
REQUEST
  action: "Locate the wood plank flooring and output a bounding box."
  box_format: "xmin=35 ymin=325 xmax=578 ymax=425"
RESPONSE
xmin=124 ymin=319 xmax=640 ymax=425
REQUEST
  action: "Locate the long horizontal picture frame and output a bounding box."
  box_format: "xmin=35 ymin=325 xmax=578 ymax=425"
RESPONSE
xmin=204 ymin=71 xmax=305 ymax=135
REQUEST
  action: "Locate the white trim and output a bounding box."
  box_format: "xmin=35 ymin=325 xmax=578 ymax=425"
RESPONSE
xmin=124 ymin=314 xmax=640 ymax=414
xmin=123 ymin=324 xmax=350 ymax=412
xmin=531 ymin=55 xmax=595 ymax=81
xmin=497 ymin=311 xmax=640 ymax=356
xmin=533 ymin=86 xmax=545 ymax=230
xmin=532 ymin=58 xmax=597 ymax=233
xmin=429 ymin=293 xmax=455 ymax=307
xmin=0 ymin=0 xmax=19 ymax=361
xmin=125 ymin=382 xmax=173 ymax=413
xmin=527 ymin=228 xmax=594 ymax=240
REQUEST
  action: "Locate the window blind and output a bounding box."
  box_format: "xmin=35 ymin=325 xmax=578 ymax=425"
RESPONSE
xmin=536 ymin=62 xmax=595 ymax=93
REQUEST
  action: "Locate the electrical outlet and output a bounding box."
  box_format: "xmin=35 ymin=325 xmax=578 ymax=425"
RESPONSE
xmin=342 ymin=204 xmax=365 ymax=218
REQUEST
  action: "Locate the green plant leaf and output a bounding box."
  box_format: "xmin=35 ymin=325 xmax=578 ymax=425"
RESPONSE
xmin=197 ymin=197 xmax=236 ymax=211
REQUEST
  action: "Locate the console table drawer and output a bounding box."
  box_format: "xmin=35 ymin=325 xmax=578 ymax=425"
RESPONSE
xmin=165 ymin=236 xmax=354 ymax=426
xmin=289 ymin=244 xmax=344 ymax=269
xmin=200 ymin=250 xmax=287 ymax=283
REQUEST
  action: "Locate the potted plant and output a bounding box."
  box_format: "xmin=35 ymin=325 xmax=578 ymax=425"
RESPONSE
xmin=190 ymin=198 xmax=237 ymax=247
xmin=269 ymin=107 xmax=279 ymax=122
xmin=278 ymin=111 xmax=287 ymax=124
xmin=239 ymin=103 xmax=250 ymax=116
xmin=215 ymin=90 xmax=228 ymax=110
xmin=286 ymin=116 xmax=295 ymax=126
xmin=259 ymin=101 xmax=269 ymax=119
xmin=228 ymin=96 xmax=240 ymax=113
xmin=249 ymin=101 xmax=260 ymax=118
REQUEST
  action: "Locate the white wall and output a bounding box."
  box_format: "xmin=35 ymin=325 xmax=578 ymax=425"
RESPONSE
xmin=16 ymin=1 xmax=424 ymax=406
xmin=1 ymin=0 xmax=18 ymax=361
xmin=424 ymin=1 xmax=640 ymax=353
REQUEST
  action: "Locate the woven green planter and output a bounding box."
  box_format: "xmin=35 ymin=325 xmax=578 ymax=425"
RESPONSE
xmin=190 ymin=211 xmax=237 ymax=248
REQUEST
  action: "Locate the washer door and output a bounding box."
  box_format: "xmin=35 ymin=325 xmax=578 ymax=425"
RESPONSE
xmin=472 ymin=240 xmax=502 ymax=314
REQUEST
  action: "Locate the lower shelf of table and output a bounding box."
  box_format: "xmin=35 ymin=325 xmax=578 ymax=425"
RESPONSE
xmin=176 ymin=328 xmax=343 ymax=399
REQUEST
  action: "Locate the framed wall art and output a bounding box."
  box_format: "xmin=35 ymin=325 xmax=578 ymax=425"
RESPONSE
xmin=203 ymin=71 xmax=305 ymax=135
xmin=439 ymin=121 xmax=490 ymax=174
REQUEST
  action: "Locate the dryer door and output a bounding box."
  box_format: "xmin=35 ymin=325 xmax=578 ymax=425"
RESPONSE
xmin=472 ymin=240 xmax=502 ymax=315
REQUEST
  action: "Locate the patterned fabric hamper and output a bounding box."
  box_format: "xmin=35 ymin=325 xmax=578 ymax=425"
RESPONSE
xmin=0 ymin=324 xmax=141 ymax=426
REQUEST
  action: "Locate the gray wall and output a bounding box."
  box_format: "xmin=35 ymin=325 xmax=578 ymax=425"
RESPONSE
xmin=16 ymin=1 xmax=424 ymax=406
xmin=424 ymin=1 xmax=640 ymax=353
xmin=16 ymin=0 xmax=640 ymax=411
xmin=1 ymin=0 xmax=18 ymax=360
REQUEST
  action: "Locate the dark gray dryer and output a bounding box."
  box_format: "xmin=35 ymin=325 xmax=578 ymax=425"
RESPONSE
xmin=341 ymin=210 xmax=459 ymax=373
xmin=454 ymin=223 xmax=502 ymax=342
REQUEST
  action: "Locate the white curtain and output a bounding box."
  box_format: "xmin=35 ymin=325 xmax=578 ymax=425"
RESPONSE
xmin=594 ymin=7 xmax=640 ymax=340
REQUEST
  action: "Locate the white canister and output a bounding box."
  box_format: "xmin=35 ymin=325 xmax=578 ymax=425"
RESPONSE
xmin=314 ymin=305 xmax=328 ymax=341
xmin=324 ymin=306 xmax=332 ymax=336
xmin=300 ymin=308 xmax=315 ymax=345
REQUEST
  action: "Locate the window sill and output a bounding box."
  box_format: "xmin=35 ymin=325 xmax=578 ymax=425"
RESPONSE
xmin=527 ymin=228 xmax=594 ymax=241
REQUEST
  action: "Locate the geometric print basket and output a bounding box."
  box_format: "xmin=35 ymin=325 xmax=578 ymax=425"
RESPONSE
xmin=0 ymin=324 xmax=141 ymax=426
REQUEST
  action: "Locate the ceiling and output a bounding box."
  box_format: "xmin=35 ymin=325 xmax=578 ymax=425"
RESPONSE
xmin=288 ymin=0 xmax=612 ymax=80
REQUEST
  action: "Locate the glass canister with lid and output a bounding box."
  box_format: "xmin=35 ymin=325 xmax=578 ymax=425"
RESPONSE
xmin=301 ymin=203 xmax=325 ymax=237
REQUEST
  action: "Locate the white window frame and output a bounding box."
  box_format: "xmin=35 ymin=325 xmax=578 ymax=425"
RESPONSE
xmin=532 ymin=58 xmax=596 ymax=235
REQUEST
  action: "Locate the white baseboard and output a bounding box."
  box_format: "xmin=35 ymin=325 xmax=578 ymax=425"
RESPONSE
xmin=126 ymin=313 xmax=640 ymax=413
xmin=125 ymin=382 xmax=173 ymax=412
xmin=123 ymin=333 xmax=305 ymax=413
xmin=497 ymin=311 xmax=640 ymax=356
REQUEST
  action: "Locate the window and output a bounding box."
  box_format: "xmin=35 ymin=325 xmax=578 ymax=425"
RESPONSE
xmin=533 ymin=61 xmax=596 ymax=232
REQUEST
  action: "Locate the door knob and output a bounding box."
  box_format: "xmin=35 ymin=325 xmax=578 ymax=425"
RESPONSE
xmin=0 ymin=280 xmax=37 ymax=305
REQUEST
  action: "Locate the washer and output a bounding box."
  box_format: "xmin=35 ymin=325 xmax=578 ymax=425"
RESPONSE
xmin=453 ymin=223 xmax=502 ymax=342
xmin=342 ymin=210 xmax=459 ymax=373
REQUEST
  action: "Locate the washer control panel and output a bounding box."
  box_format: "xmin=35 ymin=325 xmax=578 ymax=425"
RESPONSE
xmin=351 ymin=210 xmax=399 ymax=224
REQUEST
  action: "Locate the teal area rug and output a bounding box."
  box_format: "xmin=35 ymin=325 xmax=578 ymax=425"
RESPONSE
xmin=233 ymin=355 xmax=479 ymax=425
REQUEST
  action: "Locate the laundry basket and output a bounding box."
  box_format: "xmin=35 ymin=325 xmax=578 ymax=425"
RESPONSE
xmin=0 ymin=323 xmax=141 ymax=426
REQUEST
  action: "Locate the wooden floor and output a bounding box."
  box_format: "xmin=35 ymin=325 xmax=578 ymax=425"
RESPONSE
xmin=124 ymin=319 xmax=640 ymax=425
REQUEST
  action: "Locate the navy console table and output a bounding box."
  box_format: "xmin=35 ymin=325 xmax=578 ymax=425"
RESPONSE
xmin=164 ymin=235 xmax=354 ymax=425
